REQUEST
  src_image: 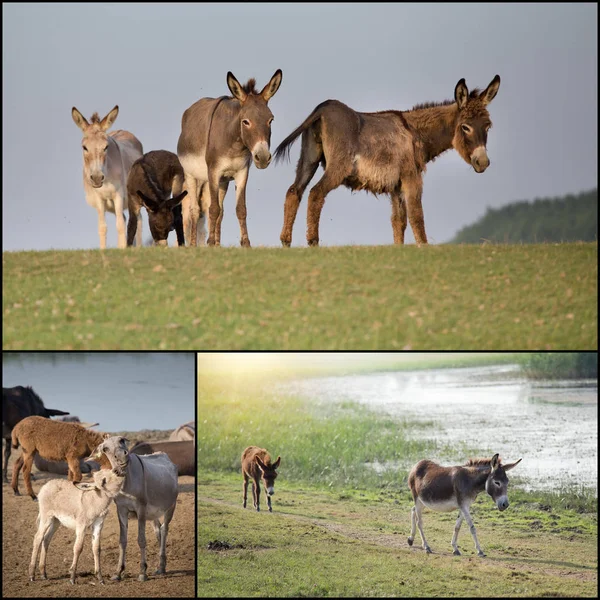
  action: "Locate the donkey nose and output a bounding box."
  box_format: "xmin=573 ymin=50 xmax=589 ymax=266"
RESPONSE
xmin=90 ymin=174 xmax=104 ymax=187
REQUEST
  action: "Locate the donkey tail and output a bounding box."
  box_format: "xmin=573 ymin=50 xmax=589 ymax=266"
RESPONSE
xmin=11 ymin=427 xmax=20 ymax=449
xmin=273 ymin=100 xmax=333 ymax=164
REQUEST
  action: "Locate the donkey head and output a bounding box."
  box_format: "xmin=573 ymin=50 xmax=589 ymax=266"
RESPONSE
xmin=227 ymin=70 xmax=283 ymax=169
xmin=86 ymin=434 xmax=130 ymax=477
xmin=485 ymin=453 xmax=522 ymax=511
xmin=452 ymin=75 xmax=500 ymax=173
xmin=72 ymin=105 xmax=119 ymax=188
xmin=255 ymin=455 xmax=281 ymax=496
xmin=137 ymin=189 xmax=188 ymax=246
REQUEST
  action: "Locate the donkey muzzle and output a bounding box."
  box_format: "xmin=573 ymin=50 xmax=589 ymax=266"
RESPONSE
xmin=471 ymin=146 xmax=490 ymax=173
xmin=90 ymin=174 xmax=105 ymax=188
xmin=496 ymin=496 xmax=509 ymax=511
xmin=266 ymin=486 xmax=275 ymax=496
xmin=252 ymin=141 xmax=272 ymax=169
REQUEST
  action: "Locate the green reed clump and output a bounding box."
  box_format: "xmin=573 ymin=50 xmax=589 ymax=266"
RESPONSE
xmin=198 ymin=376 xmax=435 ymax=491
xmin=519 ymin=352 xmax=598 ymax=379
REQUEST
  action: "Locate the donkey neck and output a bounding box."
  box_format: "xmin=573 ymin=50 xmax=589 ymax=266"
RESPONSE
xmin=403 ymin=102 xmax=458 ymax=164
xmin=465 ymin=464 xmax=492 ymax=496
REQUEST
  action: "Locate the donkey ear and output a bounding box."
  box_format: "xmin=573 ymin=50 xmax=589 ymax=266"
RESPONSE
xmin=480 ymin=75 xmax=500 ymax=106
xmin=86 ymin=444 xmax=103 ymax=461
xmin=490 ymin=453 xmax=500 ymax=470
xmin=260 ymin=69 xmax=283 ymax=102
xmin=74 ymin=482 xmax=97 ymax=491
xmin=102 ymin=433 xmax=111 ymax=440
xmin=454 ymin=78 xmax=469 ymax=110
xmin=99 ymin=105 xmax=119 ymax=131
xmin=272 ymin=456 xmax=281 ymax=469
xmin=227 ymin=72 xmax=247 ymax=103
xmin=137 ymin=190 xmax=159 ymax=213
xmin=503 ymin=457 xmax=522 ymax=472
xmin=72 ymin=107 xmax=89 ymax=130
xmin=166 ymin=190 xmax=188 ymax=211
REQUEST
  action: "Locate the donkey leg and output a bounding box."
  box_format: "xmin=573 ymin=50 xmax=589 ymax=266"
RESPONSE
xmin=252 ymin=477 xmax=261 ymax=512
xmin=281 ymin=133 xmax=321 ymax=247
xmin=67 ymin=454 xmax=82 ymax=483
xmin=11 ymin=455 xmax=23 ymax=495
xmin=29 ymin=516 xmax=50 ymax=580
xmin=112 ymin=504 xmax=129 ymax=581
xmin=234 ymin=167 xmax=251 ymax=247
xmin=460 ymin=506 xmax=485 ymax=557
xmin=451 ymin=513 xmax=464 ymax=555
xmin=215 ymin=180 xmax=230 ymax=247
xmin=91 ymin=517 xmax=105 ymax=584
xmin=3 ymin=438 xmax=11 ymax=483
xmin=114 ymin=192 xmax=127 ymax=249
xmin=96 ymin=207 xmax=108 ymax=250
xmin=156 ymin=503 xmax=176 ymax=575
xmin=390 ymin=189 xmax=408 ymax=245
xmin=127 ymin=206 xmax=140 ymax=247
xmin=38 ymin=517 xmax=59 ymax=580
xmin=243 ymin=473 xmax=249 ymax=508
xmin=414 ymin=501 xmax=432 ymax=553
xmin=137 ymin=512 xmax=149 ymax=581
xmin=402 ymin=175 xmax=428 ymax=246
xmin=22 ymin=452 xmax=37 ymax=500
xmin=407 ymin=505 xmax=417 ymax=547
xmin=69 ymin=526 xmax=86 ymax=584
xmin=182 ymin=175 xmax=199 ymax=247
xmin=306 ymin=172 xmax=342 ymax=247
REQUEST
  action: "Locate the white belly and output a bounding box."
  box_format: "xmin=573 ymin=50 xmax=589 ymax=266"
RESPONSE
xmin=179 ymin=153 xmax=208 ymax=183
xmin=420 ymin=497 xmax=460 ymax=512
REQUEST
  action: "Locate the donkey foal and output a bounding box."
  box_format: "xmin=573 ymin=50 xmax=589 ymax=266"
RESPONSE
xmin=241 ymin=446 xmax=281 ymax=512
xmin=407 ymin=453 xmax=522 ymax=557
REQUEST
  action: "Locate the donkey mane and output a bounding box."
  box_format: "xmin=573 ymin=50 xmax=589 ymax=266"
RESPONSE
xmin=90 ymin=112 xmax=101 ymax=124
xmin=242 ymin=78 xmax=258 ymax=95
xmin=409 ymin=88 xmax=481 ymax=112
xmin=139 ymin=160 xmax=163 ymax=202
xmin=464 ymin=456 xmax=497 ymax=467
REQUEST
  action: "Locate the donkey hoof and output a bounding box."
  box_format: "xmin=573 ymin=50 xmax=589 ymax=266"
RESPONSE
xmin=407 ymin=538 xmax=413 ymax=547
xmin=453 ymin=549 xmax=461 ymax=556
xmin=155 ymin=568 xmax=166 ymax=576
xmin=241 ymin=238 xmax=251 ymax=248
xmin=281 ymin=240 xmax=291 ymax=248
xmin=31 ymin=496 xmax=38 ymax=502
xmin=111 ymin=574 xmax=122 ymax=581
xmin=138 ymin=574 xmax=149 ymax=582
xmin=69 ymin=579 xmax=76 ymax=585
xmin=13 ymin=490 xmax=21 ymax=496
xmin=269 ymin=507 xmax=273 ymax=513
xmin=29 ymin=576 xmax=35 ymax=582
xmin=425 ymin=547 xmax=433 ymax=554
xmin=307 ymin=239 xmax=319 ymax=247
xmin=477 ymin=551 xmax=486 ymax=558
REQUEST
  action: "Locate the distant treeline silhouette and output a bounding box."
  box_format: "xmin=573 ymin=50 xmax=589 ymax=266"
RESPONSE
xmin=451 ymin=188 xmax=597 ymax=243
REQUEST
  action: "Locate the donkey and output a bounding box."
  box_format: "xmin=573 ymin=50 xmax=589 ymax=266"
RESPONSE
xmin=274 ymin=75 xmax=501 ymax=247
xmin=126 ymin=150 xmax=188 ymax=247
xmin=241 ymin=446 xmax=281 ymax=512
xmin=72 ymin=105 xmax=143 ymax=249
xmin=177 ymin=69 xmax=283 ymax=247
xmin=407 ymin=453 xmax=522 ymax=557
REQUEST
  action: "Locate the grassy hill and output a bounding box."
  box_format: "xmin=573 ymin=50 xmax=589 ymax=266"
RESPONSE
xmin=3 ymin=243 xmax=597 ymax=349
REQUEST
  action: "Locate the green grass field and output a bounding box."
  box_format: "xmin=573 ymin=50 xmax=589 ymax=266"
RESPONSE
xmin=197 ymin=373 xmax=597 ymax=597
xmin=3 ymin=243 xmax=597 ymax=349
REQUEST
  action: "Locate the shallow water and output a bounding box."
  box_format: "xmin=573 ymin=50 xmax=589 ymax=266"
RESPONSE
xmin=279 ymin=365 xmax=598 ymax=494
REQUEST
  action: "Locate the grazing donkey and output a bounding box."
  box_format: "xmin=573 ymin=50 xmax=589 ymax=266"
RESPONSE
xmin=407 ymin=453 xmax=522 ymax=557
xmin=126 ymin=150 xmax=188 ymax=247
xmin=274 ymin=75 xmax=501 ymax=247
xmin=241 ymin=446 xmax=281 ymax=512
xmin=177 ymin=69 xmax=283 ymax=247
xmin=72 ymin=105 xmax=143 ymax=249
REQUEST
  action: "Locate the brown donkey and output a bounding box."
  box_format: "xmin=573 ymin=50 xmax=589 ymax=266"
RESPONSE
xmin=407 ymin=453 xmax=521 ymax=557
xmin=177 ymin=70 xmax=283 ymax=247
xmin=241 ymin=446 xmax=281 ymax=512
xmin=274 ymin=75 xmax=501 ymax=247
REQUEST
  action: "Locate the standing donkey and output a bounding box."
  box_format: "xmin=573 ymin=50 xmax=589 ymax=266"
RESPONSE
xmin=126 ymin=150 xmax=188 ymax=247
xmin=274 ymin=75 xmax=500 ymax=247
xmin=407 ymin=453 xmax=522 ymax=557
xmin=241 ymin=446 xmax=281 ymax=512
xmin=177 ymin=70 xmax=283 ymax=247
xmin=72 ymin=106 xmax=143 ymax=249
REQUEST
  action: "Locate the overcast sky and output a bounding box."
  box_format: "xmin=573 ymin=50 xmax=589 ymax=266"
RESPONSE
xmin=2 ymin=3 xmax=597 ymax=250
xmin=3 ymin=352 xmax=195 ymax=432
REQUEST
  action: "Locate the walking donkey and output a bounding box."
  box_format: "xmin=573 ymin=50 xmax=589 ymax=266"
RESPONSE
xmin=71 ymin=105 xmax=143 ymax=249
xmin=407 ymin=453 xmax=522 ymax=557
xmin=2 ymin=386 xmax=69 ymax=483
xmin=274 ymin=75 xmax=501 ymax=247
xmin=126 ymin=150 xmax=188 ymax=247
xmin=241 ymin=446 xmax=281 ymax=512
xmin=177 ymin=70 xmax=283 ymax=247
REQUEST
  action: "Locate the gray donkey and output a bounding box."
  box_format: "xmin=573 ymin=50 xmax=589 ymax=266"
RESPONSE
xmin=274 ymin=75 xmax=501 ymax=247
xmin=126 ymin=150 xmax=188 ymax=247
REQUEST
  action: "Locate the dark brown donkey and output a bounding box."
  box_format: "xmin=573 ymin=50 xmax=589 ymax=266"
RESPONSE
xmin=126 ymin=150 xmax=188 ymax=247
xmin=177 ymin=70 xmax=283 ymax=247
xmin=407 ymin=453 xmax=522 ymax=557
xmin=274 ymin=75 xmax=501 ymax=247
xmin=241 ymin=446 xmax=281 ymax=512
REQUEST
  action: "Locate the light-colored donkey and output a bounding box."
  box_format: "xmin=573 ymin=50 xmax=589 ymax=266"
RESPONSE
xmin=71 ymin=106 xmax=143 ymax=249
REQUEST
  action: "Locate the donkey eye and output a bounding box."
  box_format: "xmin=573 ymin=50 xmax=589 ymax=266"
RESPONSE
xmin=83 ymin=146 xmax=88 ymax=152
xmin=268 ymin=117 xmax=274 ymax=125
xmin=102 ymin=446 xmax=107 ymax=452
xmin=242 ymin=119 xmax=251 ymax=127
xmin=494 ymin=481 xmax=501 ymax=487
xmin=461 ymin=124 xmax=472 ymax=134
xmin=104 ymin=146 xmax=108 ymax=152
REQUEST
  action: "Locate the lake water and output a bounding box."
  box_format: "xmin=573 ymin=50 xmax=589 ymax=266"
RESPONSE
xmin=279 ymin=365 xmax=598 ymax=494
xmin=2 ymin=352 xmax=195 ymax=433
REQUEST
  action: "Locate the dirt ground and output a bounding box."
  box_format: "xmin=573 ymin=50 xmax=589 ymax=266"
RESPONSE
xmin=2 ymin=445 xmax=195 ymax=598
